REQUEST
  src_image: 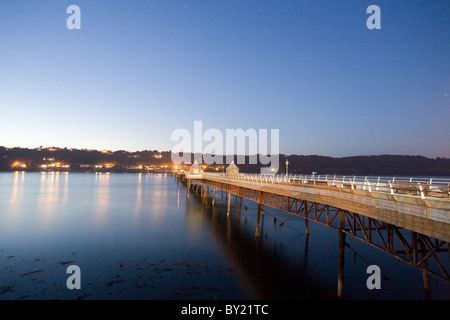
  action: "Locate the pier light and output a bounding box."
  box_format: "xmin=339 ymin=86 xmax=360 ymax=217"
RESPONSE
xmin=12 ymin=161 xmax=27 ymax=168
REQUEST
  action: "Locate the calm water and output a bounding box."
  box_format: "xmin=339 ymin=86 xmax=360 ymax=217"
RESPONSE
xmin=0 ymin=172 xmax=449 ymax=300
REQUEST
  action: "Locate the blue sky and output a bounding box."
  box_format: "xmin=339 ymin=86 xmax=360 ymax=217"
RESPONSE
xmin=0 ymin=0 xmax=449 ymax=157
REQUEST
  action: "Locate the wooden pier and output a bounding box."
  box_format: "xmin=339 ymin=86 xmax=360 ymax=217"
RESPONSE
xmin=175 ymin=171 xmax=450 ymax=297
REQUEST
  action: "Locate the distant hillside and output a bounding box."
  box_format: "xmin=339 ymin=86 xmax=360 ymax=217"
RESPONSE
xmin=1 ymin=147 xmax=449 ymax=176
xmin=0 ymin=147 xmax=172 ymax=172
xmin=281 ymin=155 xmax=450 ymax=176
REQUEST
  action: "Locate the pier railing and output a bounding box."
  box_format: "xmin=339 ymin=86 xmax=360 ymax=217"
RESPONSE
xmin=200 ymin=173 xmax=450 ymax=224
xmin=209 ymin=173 xmax=450 ymax=198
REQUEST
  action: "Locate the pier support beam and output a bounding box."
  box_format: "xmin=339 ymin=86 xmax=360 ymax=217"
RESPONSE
xmin=201 ymin=183 xmax=204 ymax=200
xmin=203 ymin=183 xmax=209 ymax=204
xmin=338 ymin=230 xmax=346 ymax=299
xmin=202 ymin=183 xmax=208 ymax=203
xmin=337 ymin=210 xmax=346 ymax=299
xmin=387 ymin=224 xmax=394 ymax=253
xmin=255 ymin=203 xmax=262 ymax=238
xmin=421 ymin=240 xmax=431 ymax=300
xmin=227 ymin=191 xmax=231 ymax=216
xmin=186 ymin=180 xmax=190 ymax=198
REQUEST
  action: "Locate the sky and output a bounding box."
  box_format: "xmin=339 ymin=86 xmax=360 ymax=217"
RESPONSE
xmin=0 ymin=0 xmax=449 ymax=158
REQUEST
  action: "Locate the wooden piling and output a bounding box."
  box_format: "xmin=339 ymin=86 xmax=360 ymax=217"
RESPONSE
xmin=337 ymin=210 xmax=345 ymax=298
xmin=421 ymin=240 xmax=431 ymax=299
xmin=388 ymin=224 xmax=394 ymax=253
xmin=255 ymin=203 xmax=261 ymax=238
xmin=227 ymin=191 xmax=231 ymax=216
xmin=186 ymin=180 xmax=190 ymax=198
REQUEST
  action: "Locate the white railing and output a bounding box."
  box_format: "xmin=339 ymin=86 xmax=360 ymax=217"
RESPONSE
xmin=201 ymin=172 xmax=450 ymax=224
xmin=205 ymin=173 xmax=450 ymax=198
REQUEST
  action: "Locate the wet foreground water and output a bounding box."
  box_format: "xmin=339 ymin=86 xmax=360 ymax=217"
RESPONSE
xmin=0 ymin=172 xmax=449 ymax=300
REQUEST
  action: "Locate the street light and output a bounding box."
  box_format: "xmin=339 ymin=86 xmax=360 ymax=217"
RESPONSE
xmin=285 ymin=157 xmax=289 ymax=176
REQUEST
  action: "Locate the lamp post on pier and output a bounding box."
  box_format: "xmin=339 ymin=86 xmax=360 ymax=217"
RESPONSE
xmin=285 ymin=157 xmax=289 ymax=176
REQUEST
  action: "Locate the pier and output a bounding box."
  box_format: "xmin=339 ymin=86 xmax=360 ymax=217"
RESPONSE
xmin=175 ymin=168 xmax=450 ymax=297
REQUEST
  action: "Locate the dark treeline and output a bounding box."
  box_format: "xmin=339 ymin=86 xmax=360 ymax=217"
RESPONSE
xmin=180 ymin=153 xmax=450 ymax=176
xmin=1 ymin=147 xmax=449 ymax=176
xmin=218 ymin=154 xmax=450 ymax=176
xmin=282 ymin=154 xmax=450 ymax=176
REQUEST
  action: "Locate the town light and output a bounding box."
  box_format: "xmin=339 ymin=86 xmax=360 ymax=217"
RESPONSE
xmin=12 ymin=161 xmax=27 ymax=168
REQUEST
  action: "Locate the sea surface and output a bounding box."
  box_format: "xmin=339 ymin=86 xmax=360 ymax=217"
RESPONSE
xmin=0 ymin=172 xmax=449 ymax=300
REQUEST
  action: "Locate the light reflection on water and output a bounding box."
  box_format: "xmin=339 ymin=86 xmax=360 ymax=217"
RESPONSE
xmin=0 ymin=172 xmax=449 ymax=300
xmin=94 ymin=173 xmax=110 ymax=228
xmin=6 ymin=172 xmax=24 ymax=226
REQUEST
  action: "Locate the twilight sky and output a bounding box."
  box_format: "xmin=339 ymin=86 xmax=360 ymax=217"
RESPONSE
xmin=0 ymin=0 xmax=449 ymax=157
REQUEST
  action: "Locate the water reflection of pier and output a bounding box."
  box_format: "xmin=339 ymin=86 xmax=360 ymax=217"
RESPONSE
xmin=175 ymin=172 xmax=450 ymax=298
xmin=183 ymin=192 xmax=331 ymax=300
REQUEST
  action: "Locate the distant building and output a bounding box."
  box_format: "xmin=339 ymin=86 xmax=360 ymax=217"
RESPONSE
xmin=189 ymin=160 xmax=203 ymax=175
xmin=226 ymin=161 xmax=239 ymax=175
xmin=127 ymin=165 xmax=143 ymax=170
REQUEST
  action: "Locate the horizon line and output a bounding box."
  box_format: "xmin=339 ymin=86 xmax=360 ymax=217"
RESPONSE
xmin=1 ymin=145 xmax=448 ymax=160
